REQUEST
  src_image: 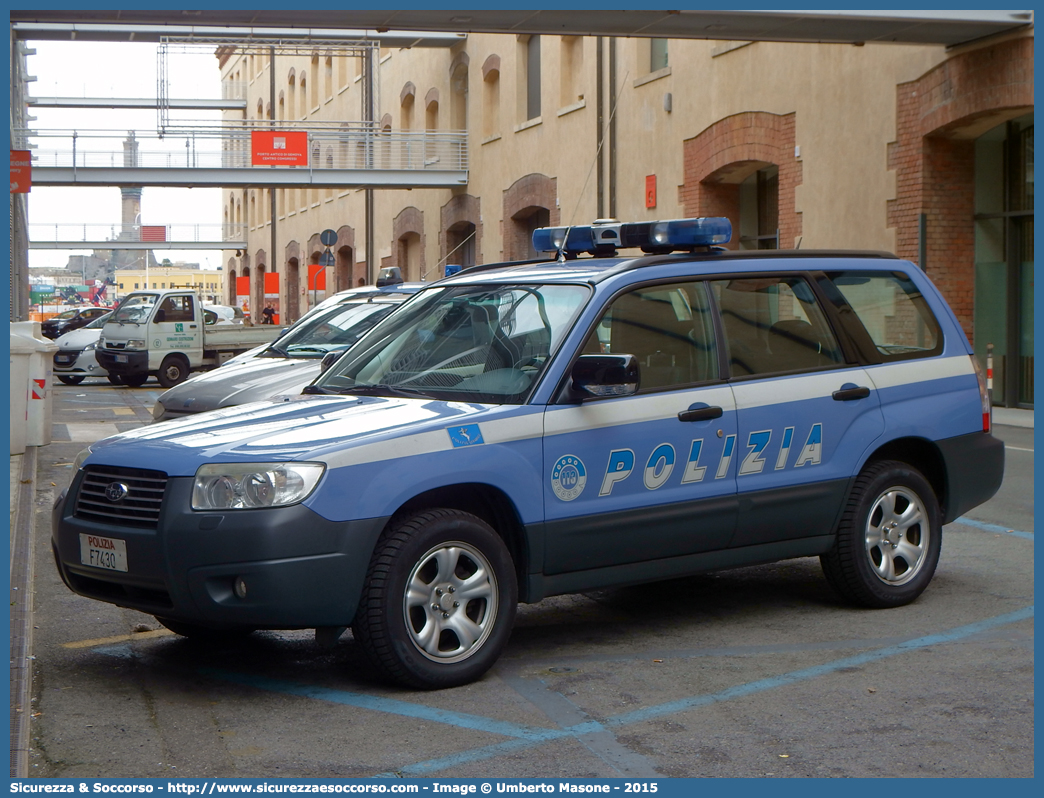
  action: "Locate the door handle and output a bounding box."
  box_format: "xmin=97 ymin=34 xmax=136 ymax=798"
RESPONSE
xmin=833 ymin=386 xmax=870 ymax=401
xmin=189 ymin=324 xmax=198 ymax=329
xmin=678 ymin=405 xmax=723 ymax=422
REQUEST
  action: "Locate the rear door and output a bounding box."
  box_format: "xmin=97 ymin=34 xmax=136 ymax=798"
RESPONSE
xmin=710 ymin=273 xmax=885 ymax=548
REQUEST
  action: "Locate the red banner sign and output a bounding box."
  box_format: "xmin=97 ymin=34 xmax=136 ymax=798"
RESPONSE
xmin=251 ymin=131 xmax=309 ymax=166
xmin=140 ymin=225 xmax=167 ymax=242
xmin=11 ymin=150 xmax=31 ymax=193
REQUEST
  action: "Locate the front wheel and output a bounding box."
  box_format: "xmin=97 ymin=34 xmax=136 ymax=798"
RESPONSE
xmin=821 ymin=460 xmax=941 ymax=609
xmin=352 ymin=509 xmax=517 ymax=689
xmin=57 ymin=374 xmax=85 ymax=385
xmin=157 ymin=355 xmax=190 ymax=388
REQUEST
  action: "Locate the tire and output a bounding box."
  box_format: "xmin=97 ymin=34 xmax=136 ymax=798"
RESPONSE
xmin=353 ymin=508 xmax=517 ymax=689
xmin=821 ymin=460 xmax=941 ymax=609
xmin=107 ymin=373 xmax=124 ymax=385
xmin=157 ymin=355 xmax=190 ymax=388
xmin=57 ymin=374 xmax=85 ymax=385
xmin=122 ymin=373 xmax=149 ymax=388
xmin=155 ymin=617 xmax=255 ymax=640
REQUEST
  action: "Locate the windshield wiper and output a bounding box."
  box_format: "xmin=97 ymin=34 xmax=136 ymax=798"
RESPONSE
xmin=335 ymin=383 xmax=435 ymax=400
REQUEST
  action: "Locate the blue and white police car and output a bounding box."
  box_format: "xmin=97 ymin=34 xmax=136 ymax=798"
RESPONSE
xmin=52 ymin=217 xmax=1004 ymax=688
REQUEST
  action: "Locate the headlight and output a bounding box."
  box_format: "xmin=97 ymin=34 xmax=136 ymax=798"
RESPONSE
xmin=192 ymin=462 xmax=325 ymax=510
xmin=84 ymin=341 xmax=97 ymax=351
xmin=73 ymin=446 xmax=92 ymax=470
xmin=151 ymin=401 xmax=165 ymax=420
xmin=125 ymin=339 xmax=147 ymax=350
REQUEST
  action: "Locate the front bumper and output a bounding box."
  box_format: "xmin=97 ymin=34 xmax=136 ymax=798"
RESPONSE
xmin=53 ymin=349 xmax=101 ymax=375
xmin=97 ymin=348 xmax=149 ymax=377
xmin=52 ymin=472 xmax=389 ymax=629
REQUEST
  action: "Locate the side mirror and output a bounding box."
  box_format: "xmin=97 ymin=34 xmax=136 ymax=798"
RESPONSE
xmin=571 ymin=354 xmax=639 ymax=398
xmin=319 ymin=351 xmax=341 ymax=375
xmin=153 ymin=309 xmax=166 ymax=323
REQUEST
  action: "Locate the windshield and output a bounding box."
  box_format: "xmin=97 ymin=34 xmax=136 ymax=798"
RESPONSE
xmin=84 ymin=312 xmax=113 ymax=330
xmin=315 ymin=283 xmax=590 ymax=404
xmin=112 ymin=294 xmax=158 ymax=324
xmin=267 ymin=302 xmax=400 ymax=358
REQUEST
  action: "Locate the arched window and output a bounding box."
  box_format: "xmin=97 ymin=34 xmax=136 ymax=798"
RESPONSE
xmin=310 ymin=54 xmax=320 ymax=108
xmin=482 ymin=57 xmax=500 ymax=139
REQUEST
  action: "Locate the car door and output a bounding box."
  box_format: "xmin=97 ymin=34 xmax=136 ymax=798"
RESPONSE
xmin=151 ymin=294 xmax=203 ymax=361
xmin=710 ymin=273 xmax=885 ymax=548
xmin=542 ymin=279 xmax=739 ymax=576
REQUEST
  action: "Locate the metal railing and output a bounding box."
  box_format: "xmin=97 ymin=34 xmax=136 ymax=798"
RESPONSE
xmin=27 ymin=222 xmax=247 ymax=244
xmin=19 ymin=124 xmax=469 ymax=173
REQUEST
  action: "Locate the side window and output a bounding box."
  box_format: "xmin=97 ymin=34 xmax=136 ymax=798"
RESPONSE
xmin=582 ymin=282 xmax=719 ymax=391
xmin=828 ymin=271 xmax=942 ymax=361
xmin=157 ymin=295 xmax=194 ymax=323
xmin=710 ymin=275 xmax=843 ymax=377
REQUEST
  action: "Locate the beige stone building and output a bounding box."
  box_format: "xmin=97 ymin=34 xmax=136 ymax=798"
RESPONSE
xmin=220 ymin=28 xmax=1033 ymax=406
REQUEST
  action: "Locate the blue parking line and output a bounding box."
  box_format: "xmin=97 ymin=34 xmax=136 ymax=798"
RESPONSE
xmin=203 ymin=606 xmax=1033 ymax=776
xmin=198 ymin=668 xmax=563 ymax=741
xmin=604 ymin=605 xmax=1033 ymax=728
xmin=954 ymin=516 xmax=1034 ymax=541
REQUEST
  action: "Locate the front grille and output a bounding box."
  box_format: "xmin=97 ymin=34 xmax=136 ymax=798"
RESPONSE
xmin=105 ymin=341 xmax=127 ymax=350
xmin=75 ymin=466 xmax=168 ymax=528
xmin=54 ymin=350 xmax=82 ymax=364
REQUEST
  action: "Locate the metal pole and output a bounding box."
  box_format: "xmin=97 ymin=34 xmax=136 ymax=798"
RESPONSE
xmin=270 ymin=45 xmax=277 ymax=322
xmin=986 ymin=342 xmax=994 ymax=401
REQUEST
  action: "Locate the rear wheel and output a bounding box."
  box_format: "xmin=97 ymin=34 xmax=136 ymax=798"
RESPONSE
xmin=353 ymin=508 xmax=517 ymax=689
xmin=122 ymin=373 xmax=149 ymax=388
xmin=157 ymin=355 xmax=190 ymax=388
xmin=57 ymin=374 xmax=85 ymax=385
xmin=821 ymin=460 xmax=941 ymax=608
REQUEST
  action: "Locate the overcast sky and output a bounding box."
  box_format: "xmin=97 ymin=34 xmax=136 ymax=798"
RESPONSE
xmin=26 ymin=40 xmax=225 ymax=272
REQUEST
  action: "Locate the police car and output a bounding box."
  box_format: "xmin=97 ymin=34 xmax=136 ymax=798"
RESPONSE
xmin=52 ymin=217 xmax=1004 ymax=689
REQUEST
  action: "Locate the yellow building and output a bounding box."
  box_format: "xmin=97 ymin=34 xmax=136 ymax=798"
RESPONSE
xmin=115 ymin=265 xmax=224 ymax=304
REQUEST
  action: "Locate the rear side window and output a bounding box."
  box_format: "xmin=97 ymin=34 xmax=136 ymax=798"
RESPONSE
xmin=828 ymin=272 xmax=942 ymax=361
xmin=710 ymin=275 xmax=844 ymax=377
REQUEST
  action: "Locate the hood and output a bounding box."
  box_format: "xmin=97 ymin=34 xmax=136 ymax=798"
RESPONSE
xmin=85 ymin=394 xmax=503 ymax=476
xmin=157 ymin=357 xmax=321 ymax=413
xmin=55 ymin=327 xmax=102 ymax=349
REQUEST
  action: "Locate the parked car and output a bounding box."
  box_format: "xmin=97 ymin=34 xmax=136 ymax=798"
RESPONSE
xmin=202 ymin=304 xmax=245 ymax=325
xmin=376 ymin=266 xmax=404 ymax=287
xmin=151 ymin=285 xmax=421 ymax=421
xmin=51 ymin=312 xmax=114 ymax=385
xmin=41 ymin=306 xmax=111 ymax=340
xmin=52 ymin=216 xmax=1003 ymax=689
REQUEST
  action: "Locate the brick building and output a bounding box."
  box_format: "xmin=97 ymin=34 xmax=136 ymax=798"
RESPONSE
xmin=220 ymin=27 xmax=1033 ymax=406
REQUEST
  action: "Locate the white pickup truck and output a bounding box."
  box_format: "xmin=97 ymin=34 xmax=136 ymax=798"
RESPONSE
xmin=95 ymin=289 xmax=285 ymax=387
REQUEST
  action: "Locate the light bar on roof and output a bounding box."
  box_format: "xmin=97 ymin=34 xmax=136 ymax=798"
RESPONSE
xmin=533 ymin=216 xmax=732 ymax=256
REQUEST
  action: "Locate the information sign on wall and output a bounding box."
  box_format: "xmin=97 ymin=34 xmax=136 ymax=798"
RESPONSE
xmin=251 ymin=131 xmax=309 ymax=166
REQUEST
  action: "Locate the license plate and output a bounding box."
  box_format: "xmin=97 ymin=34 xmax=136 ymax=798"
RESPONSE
xmin=79 ymin=534 xmax=128 ymax=572
xmin=55 ymin=355 xmax=71 ymax=363
xmin=115 ymin=354 xmax=129 ymax=363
